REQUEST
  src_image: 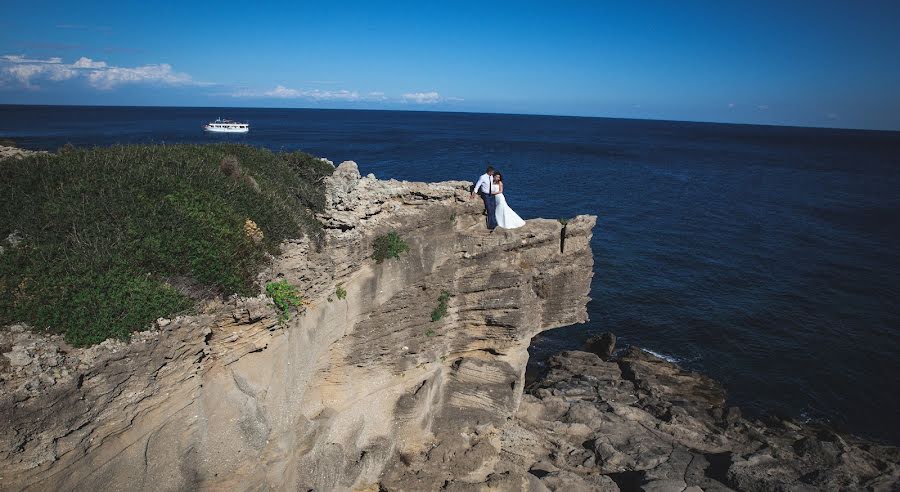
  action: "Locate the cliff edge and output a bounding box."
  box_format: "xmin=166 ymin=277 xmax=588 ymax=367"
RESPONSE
xmin=0 ymin=160 xmax=596 ymax=491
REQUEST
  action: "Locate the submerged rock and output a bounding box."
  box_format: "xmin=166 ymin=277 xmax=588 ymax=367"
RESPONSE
xmin=585 ymin=331 xmax=616 ymax=360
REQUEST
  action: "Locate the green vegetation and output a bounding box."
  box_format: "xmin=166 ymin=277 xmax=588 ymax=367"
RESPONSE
xmin=335 ymin=284 xmax=347 ymax=300
xmin=0 ymin=144 xmax=333 ymax=346
xmin=265 ymin=280 xmax=303 ymax=321
xmin=430 ymin=290 xmax=452 ymax=322
xmin=372 ymin=231 xmax=409 ymax=263
xmin=425 ymin=329 xmax=436 ymax=337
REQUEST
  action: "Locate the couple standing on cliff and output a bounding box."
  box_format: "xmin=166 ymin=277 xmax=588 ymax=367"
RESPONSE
xmin=470 ymin=165 xmax=526 ymax=230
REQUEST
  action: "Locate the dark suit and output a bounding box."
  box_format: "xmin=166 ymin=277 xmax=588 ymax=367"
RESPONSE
xmin=480 ymin=190 xmax=497 ymax=229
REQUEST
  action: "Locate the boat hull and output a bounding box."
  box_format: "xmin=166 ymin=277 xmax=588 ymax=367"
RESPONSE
xmin=204 ymin=125 xmax=249 ymax=133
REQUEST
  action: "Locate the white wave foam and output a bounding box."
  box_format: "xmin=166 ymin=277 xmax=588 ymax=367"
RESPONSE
xmin=641 ymin=348 xmax=681 ymax=364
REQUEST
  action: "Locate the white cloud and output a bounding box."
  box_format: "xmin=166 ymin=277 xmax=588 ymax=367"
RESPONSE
xmin=1 ymin=53 xmax=197 ymax=90
xmin=303 ymin=89 xmax=360 ymax=101
xmin=757 ymin=104 xmax=770 ymax=110
xmin=5 ymin=64 xmax=47 ymax=88
xmin=72 ymin=56 xmax=107 ymax=69
xmin=87 ymin=63 xmax=192 ymax=89
xmin=225 ymin=87 xmax=256 ymax=97
xmin=232 ymin=86 xmax=456 ymax=105
xmin=264 ymin=84 xmax=301 ymax=98
xmin=402 ymin=91 xmax=441 ymax=104
xmin=265 ymin=86 xmax=360 ymax=101
xmin=4 ymin=64 xmax=76 ymax=88
xmin=2 ymin=55 xmax=63 ymax=64
xmin=727 ymin=103 xmax=735 ymax=108
xmin=239 ymin=85 xmax=382 ymax=102
xmin=47 ymin=66 xmax=78 ymax=81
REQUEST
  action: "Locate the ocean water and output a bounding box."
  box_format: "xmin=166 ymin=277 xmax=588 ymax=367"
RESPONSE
xmin=2 ymin=105 xmax=899 ymax=444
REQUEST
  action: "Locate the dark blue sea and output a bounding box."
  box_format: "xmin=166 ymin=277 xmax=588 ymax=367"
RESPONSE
xmin=2 ymin=105 xmax=899 ymax=444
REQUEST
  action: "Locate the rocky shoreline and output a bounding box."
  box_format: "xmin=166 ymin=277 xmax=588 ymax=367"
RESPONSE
xmin=1 ymin=149 xmax=898 ymax=491
xmin=489 ymin=335 xmax=900 ymax=491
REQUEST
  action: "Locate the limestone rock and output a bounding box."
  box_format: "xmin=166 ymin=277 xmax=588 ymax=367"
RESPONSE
xmin=243 ymin=218 xmax=264 ymax=243
xmin=2 ymin=150 xmax=895 ymax=491
xmin=2 ymin=347 xmax=32 ymax=367
xmin=0 ymin=164 xmax=596 ymax=491
xmin=0 ymin=145 xmax=50 ymax=161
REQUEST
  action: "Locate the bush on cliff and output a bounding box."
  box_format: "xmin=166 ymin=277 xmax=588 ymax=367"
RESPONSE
xmin=372 ymin=231 xmax=409 ymax=263
xmin=265 ymin=280 xmax=303 ymax=322
xmin=0 ymin=144 xmax=333 ymax=346
xmin=430 ymin=290 xmax=452 ymax=322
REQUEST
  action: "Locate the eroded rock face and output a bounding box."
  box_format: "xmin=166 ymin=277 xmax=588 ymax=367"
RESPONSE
xmin=495 ymin=348 xmax=900 ymax=491
xmin=3 ymin=158 xmax=897 ymax=491
xmin=0 ymin=162 xmax=596 ymax=491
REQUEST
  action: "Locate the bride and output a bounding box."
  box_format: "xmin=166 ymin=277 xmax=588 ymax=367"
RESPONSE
xmin=491 ymin=172 xmax=526 ymax=229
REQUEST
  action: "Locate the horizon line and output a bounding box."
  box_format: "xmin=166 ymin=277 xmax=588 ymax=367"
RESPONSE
xmin=1 ymin=102 xmax=897 ymax=134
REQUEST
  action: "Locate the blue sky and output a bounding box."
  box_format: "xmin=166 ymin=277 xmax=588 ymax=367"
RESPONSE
xmin=1 ymin=1 xmax=899 ymax=130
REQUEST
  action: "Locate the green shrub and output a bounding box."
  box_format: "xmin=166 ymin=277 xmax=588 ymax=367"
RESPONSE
xmin=430 ymin=290 xmax=452 ymax=322
xmin=372 ymin=231 xmax=409 ymax=263
xmin=0 ymin=144 xmax=333 ymax=346
xmin=265 ymin=280 xmax=303 ymax=321
xmin=335 ymin=285 xmax=347 ymax=300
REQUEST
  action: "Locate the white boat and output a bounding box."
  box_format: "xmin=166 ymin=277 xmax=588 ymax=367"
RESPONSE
xmin=204 ymin=118 xmax=249 ymax=133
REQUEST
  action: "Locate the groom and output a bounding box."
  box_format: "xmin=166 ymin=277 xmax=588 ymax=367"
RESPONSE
xmin=471 ymin=165 xmax=497 ymax=230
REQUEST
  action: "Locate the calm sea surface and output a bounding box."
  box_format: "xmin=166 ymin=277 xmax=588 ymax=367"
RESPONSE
xmin=2 ymin=105 xmax=899 ymax=444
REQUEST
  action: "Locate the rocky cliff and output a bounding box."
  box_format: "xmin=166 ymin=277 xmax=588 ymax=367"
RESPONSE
xmin=0 ymin=161 xmax=596 ymax=491
xmin=4 ymin=157 xmax=896 ymax=492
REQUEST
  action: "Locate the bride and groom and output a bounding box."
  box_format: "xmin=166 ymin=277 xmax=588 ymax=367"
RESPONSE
xmin=471 ymin=166 xmax=526 ymax=230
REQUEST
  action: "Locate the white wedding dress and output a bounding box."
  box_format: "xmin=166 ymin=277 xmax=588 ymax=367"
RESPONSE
xmin=492 ymin=183 xmax=526 ymax=229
